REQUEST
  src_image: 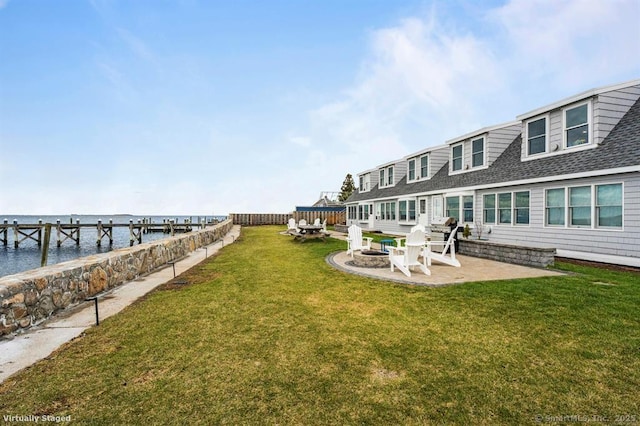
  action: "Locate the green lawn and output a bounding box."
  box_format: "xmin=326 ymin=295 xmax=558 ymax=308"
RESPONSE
xmin=1 ymin=226 xmax=638 ymax=425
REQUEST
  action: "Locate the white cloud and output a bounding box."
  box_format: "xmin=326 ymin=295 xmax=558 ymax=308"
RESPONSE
xmin=308 ymin=0 xmax=640 ymax=179
xmin=116 ymin=28 xmax=154 ymax=62
xmin=0 ymin=0 xmax=9 ymax=10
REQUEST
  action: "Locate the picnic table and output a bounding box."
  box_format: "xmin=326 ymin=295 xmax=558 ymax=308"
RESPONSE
xmin=294 ymin=225 xmax=328 ymax=242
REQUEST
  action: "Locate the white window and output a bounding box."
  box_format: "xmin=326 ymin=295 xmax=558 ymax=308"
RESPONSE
xmin=359 ymin=174 xmax=370 ymax=192
xmin=564 ymin=102 xmax=590 ymax=148
xmin=359 ymin=204 xmax=371 ymax=221
xmin=526 ymin=116 xmax=548 ymax=155
xmin=471 ymin=137 xmax=484 ymax=168
xmin=379 ymin=166 xmax=394 ymax=187
xmin=596 ymin=184 xmax=622 ymax=228
xmin=545 ymin=183 xmax=622 ymax=229
xmin=408 ymin=159 xmax=416 ymax=181
xmin=348 ymin=205 xmax=358 ymax=220
xmin=498 ymin=193 xmax=512 ymax=224
xmin=420 ymin=155 xmax=428 ymax=179
xmin=399 ymin=199 xmax=416 ymax=222
xmin=545 ymin=188 xmax=566 ymax=226
xmin=483 ymin=194 xmax=496 ymax=224
xmin=444 ymin=194 xmax=473 ymax=223
xmin=451 ymin=144 xmax=463 ymax=172
xmin=514 ymin=191 xmax=530 ymax=225
xmin=378 ymin=201 xmax=396 ymax=221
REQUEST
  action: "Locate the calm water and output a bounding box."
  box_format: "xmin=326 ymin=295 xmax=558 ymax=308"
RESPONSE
xmin=0 ymin=215 xmax=226 ymax=278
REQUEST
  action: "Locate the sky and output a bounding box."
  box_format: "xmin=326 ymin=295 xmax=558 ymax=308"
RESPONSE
xmin=1 ymin=0 xmax=639 ymax=216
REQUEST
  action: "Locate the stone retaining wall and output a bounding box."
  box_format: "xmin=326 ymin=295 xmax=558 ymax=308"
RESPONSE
xmin=0 ymin=220 xmax=233 ymax=337
xmin=458 ymin=239 xmax=556 ymax=268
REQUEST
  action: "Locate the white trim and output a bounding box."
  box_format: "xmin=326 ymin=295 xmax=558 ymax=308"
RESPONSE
xmin=445 ymin=120 xmax=520 ymax=145
xmin=517 ymin=78 xmax=640 ymax=121
xmin=562 ymin=100 xmax=592 ymax=149
xmin=450 ymin=142 xmax=464 ymax=174
xmin=556 ymin=249 xmax=640 ymax=268
xmin=347 ymin=166 xmax=639 ymax=204
xmin=523 ymin=114 xmax=550 ymax=158
xmin=471 ymin=135 xmax=486 ymax=169
xmin=403 ymin=143 xmax=448 ymax=160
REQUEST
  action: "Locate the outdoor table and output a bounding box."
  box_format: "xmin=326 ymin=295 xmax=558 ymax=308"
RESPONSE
xmin=295 ymin=225 xmax=327 ymax=242
xmin=380 ymin=239 xmax=394 ymax=253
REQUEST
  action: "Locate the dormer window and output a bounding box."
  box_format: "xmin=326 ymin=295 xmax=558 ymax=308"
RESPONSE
xmin=526 ymin=116 xmax=548 ymax=155
xmin=359 ymin=173 xmax=370 ymax=192
xmin=451 ymin=144 xmax=463 ymax=172
xmin=420 ymin=155 xmax=428 ymax=178
xmin=407 ymin=154 xmax=429 ymax=182
xmin=471 ymin=137 xmax=484 ymax=167
xmin=564 ymin=102 xmax=590 ymax=148
xmin=378 ymin=166 xmax=394 ymax=187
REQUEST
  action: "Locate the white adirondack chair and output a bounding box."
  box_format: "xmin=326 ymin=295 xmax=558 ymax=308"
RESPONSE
xmin=395 ymin=224 xmax=426 ymax=248
xmin=313 ymin=218 xmax=321 ymax=226
xmin=298 ymin=219 xmax=307 ymax=229
xmin=424 ymin=226 xmax=461 ymax=267
xmin=321 ymin=219 xmax=327 ymax=232
xmin=346 ymin=224 xmax=373 ymax=257
xmin=287 ymin=218 xmax=297 ymax=234
xmin=389 ymin=229 xmax=430 ymax=277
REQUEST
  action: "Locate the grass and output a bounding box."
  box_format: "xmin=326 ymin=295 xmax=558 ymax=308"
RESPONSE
xmin=1 ymin=226 xmax=639 ymax=424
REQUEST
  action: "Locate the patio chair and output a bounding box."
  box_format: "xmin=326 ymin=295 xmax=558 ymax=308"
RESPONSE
xmin=298 ymin=219 xmax=307 ymax=230
xmin=395 ymin=224 xmax=426 ymax=248
xmin=424 ymin=226 xmax=461 ymax=267
xmin=313 ymin=218 xmax=321 ymax=226
xmin=389 ymin=228 xmax=430 ymax=277
xmin=346 ymin=224 xmax=373 ymax=258
xmin=287 ymin=218 xmax=297 ymax=234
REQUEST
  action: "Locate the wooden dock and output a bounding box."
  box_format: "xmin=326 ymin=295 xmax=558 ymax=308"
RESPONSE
xmin=0 ymin=219 xmax=211 ymax=248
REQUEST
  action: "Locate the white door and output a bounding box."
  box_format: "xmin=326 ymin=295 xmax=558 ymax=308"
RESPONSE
xmin=418 ymin=197 xmax=429 ymax=226
xmin=432 ymin=195 xmax=444 ymax=223
xmin=367 ymin=204 xmax=375 ymax=229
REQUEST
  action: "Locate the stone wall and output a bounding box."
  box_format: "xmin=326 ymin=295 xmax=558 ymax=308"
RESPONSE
xmin=0 ymin=220 xmax=233 ymax=337
xmin=458 ymin=239 xmax=556 ymax=268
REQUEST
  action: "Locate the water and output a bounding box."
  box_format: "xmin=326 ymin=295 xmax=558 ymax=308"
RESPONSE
xmin=0 ymin=214 xmax=227 ymax=278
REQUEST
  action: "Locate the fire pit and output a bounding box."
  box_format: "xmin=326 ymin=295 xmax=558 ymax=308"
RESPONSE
xmin=352 ymin=250 xmax=390 ymax=268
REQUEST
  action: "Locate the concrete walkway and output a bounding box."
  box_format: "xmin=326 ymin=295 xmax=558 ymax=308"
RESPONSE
xmin=0 ymin=225 xmax=241 ymax=384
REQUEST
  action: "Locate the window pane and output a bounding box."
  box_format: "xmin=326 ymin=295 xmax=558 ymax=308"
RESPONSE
xmin=498 ymin=193 xmax=511 ymax=208
xmin=409 ymin=200 xmax=416 ymax=221
xmin=571 ymin=207 xmax=591 ymax=226
xmin=408 ymin=160 xmax=415 ymax=180
xmin=566 ymin=104 xmax=587 ymax=128
xmin=472 ymin=137 xmax=484 ymax=166
xmin=391 ymin=202 xmax=396 ymax=220
xmin=596 ymin=184 xmax=622 ymax=206
xmin=472 ymin=152 xmax=483 ymax=167
xmin=484 ymin=194 xmax=496 ymax=209
xmin=515 ymin=192 xmax=529 ymax=208
xmin=452 ymin=145 xmax=462 ymax=171
xmin=547 ymin=188 xmax=565 ymax=207
xmin=566 ymin=124 xmax=588 ymax=147
xmin=388 ymin=167 xmax=393 ymax=185
xmin=379 ymin=170 xmax=384 ymax=186
xmin=570 ymin=186 xmax=591 ymax=206
xmin=597 ymin=184 xmax=622 ymax=228
xmin=419 ymin=199 xmax=427 ymax=214
xmin=598 ymin=207 xmax=622 ymax=227
xmin=528 ymin=118 xmax=546 ymax=137
xmin=547 ymin=207 xmax=564 ymax=226
xmin=446 ymin=196 xmax=460 ymax=220
xmin=399 ymin=200 xmax=407 ymax=221
xmin=528 ymin=135 xmax=546 ymax=155
xmin=516 ymin=208 xmax=529 ymax=224
xmin=420 ymin=156 xmax=428 ymax=178
xmin=483 ymin=194 xmax=496 ymax=224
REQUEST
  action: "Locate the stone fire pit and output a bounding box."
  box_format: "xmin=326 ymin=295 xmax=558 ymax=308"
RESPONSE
xmin=352 ymin=250 xmax=390 ymax=268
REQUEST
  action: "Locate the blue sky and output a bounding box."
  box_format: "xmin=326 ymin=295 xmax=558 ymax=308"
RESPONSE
xmin=1 ymin=0 xmax=639 ymax=215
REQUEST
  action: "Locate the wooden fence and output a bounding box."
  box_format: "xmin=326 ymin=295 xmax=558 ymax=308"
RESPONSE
xmin=230 ymin=211 xmax=346 ymax=226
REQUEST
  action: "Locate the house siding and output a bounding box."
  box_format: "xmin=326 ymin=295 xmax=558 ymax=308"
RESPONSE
xmin=487 ymin=124 xmax=521 ymax=165
xmin=594 ymin=85 xmax=640 ymax=144
xmin=475 ymin=173 xmax=640 ymax=260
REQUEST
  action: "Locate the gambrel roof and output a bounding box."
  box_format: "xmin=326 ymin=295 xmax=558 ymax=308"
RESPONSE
xmin=347 ymin=96 xmax=640 ymax=202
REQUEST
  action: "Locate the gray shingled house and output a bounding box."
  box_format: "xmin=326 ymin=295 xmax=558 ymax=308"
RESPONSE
xmin=345 ymin=79 xmax=640 ymax=267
